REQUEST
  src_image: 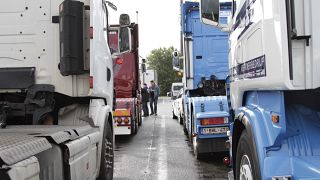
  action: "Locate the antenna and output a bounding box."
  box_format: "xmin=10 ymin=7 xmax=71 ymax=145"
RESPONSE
xmin=136 ymin=11 xmax=139 ymax=24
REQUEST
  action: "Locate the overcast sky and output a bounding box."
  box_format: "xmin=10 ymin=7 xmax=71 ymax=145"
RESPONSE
xmin=109 ymin=0 xmax=183 ymax=59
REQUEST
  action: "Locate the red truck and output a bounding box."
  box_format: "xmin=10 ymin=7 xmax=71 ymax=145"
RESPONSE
xmin=109 ymin=23 xmax=142 ymax=135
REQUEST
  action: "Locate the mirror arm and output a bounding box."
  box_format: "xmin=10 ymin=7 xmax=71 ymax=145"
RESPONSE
xmin=220 ymin=26 xmax=232 ymax=33
xmin=218 ymin=23 xmax=232 ymax=33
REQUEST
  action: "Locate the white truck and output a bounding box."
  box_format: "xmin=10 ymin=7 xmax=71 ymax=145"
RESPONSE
xmin=170 ymin=82 xmax=183 ymax=99
xmin=172 ymin=88 xmax=184 ymax=125
xmin=201 ymin=0 xmax=320 ymax=179
xmin=0 ymin=0 xmax=131 ymax=179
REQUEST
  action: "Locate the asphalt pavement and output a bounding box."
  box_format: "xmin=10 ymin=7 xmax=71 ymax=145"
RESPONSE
xmin=114 ymin=98 xmax=230 ymax=180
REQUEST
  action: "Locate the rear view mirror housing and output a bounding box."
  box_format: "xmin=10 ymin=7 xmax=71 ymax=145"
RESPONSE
xmin=172 ymin=51 xmax=181 ymax=71
xmin=119 ymin=14 xmax=131 ymax=26
xmin=200 ymin=0 xmax=232 ymax=31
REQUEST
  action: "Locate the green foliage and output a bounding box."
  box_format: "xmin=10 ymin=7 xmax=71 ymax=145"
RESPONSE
xmin=147 ymin=47 xmax=182 ymax=96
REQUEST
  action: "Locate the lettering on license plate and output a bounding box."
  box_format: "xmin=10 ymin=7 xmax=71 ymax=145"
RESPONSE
xmin=201 ymin=127 xmax=229 ymax=135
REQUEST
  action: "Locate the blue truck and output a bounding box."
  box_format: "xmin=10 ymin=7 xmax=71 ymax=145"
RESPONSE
xmin=172 ymin=1 xmax=231 ymax=159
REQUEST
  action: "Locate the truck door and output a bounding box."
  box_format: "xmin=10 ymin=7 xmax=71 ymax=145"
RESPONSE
xmin=287 ymin=0 xmax=320 ymax=89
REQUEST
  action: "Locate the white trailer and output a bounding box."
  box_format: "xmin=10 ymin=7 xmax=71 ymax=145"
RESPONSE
xmin=0 ymin=0 xmax=131 ymax=179
xmin=141 ymin=69 xmax=158 ymax=85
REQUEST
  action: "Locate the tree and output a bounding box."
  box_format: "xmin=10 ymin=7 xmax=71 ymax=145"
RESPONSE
xmin=147 ymin=47 xmax=182 ymax=96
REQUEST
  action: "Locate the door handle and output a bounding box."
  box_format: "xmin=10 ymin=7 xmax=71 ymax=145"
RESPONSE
xmin=107 ymin=68 xmax=111 ymax=81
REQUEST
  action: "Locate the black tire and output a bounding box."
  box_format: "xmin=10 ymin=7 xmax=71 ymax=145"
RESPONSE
xmin=172 ymin=111 xmax=178 ymax=119
xmin=98 ymin=121 xmax=114 ymax=180
xmin=133 ymin=121 xmax=138 ymax=135
xmin=183 ymin=114 xmax=188 ymax=135
xmin=137 ymin=106 xmax=142 ymax=126
xmin=235 ymin=129 xmax=261 ymax=180
xmin=188 ymin=110 xmax=194 ymax=142
xmin=138 ymin=115 xmax=142 ymax=126
xmin=183 ymin=124 xmax=188 ymax=135
xmin=179 ymin=115 xmax=183 ymax=125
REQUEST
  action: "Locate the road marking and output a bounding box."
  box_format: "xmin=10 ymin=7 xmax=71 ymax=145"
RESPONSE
xmin=143 ymin=117 xmax=156 ymax=179
xmin=161 ymin=115 xmax=166 ymax=129
xmin=158 ymin=117 xmax=168 ymax=180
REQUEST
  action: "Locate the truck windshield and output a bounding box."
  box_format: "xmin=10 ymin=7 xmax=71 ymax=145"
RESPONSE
xmin=173 ymin=86 xmax=183 ymax=91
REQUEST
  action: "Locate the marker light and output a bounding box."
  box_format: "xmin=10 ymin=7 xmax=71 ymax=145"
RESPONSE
xmin=124 ymin=118 xmax=130 ymax=124
xmin=116 ymin=57 xmax=123 ymax=65
xmin=223 ymin=157 xmax=230 ymax=166
xmin=272 ymin=115 xmax=279 ymax=123
xmin=89 ymin=76 xmax=93 ymax=88
xmin=116 ymin=118 xmax=122 ymax=124
xmin=90 ymin=27 xmax=93 ymax=39
xmin=200 ymin=117 xmax=228 ymax=125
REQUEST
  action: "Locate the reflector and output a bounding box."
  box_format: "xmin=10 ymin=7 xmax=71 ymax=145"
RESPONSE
xmin=200 ymin=117 xmax=225 ymax=125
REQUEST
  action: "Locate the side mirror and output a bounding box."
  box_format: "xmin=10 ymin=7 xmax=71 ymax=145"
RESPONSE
xmin=200 ymin=0 xmax=232 ymax=29
xmin=141 ymin=63 xmax=146 ymax=73
xmin=172 ymin=51 xmax=180 ymax=71
xmin=118 ymin=27 xmax=131 ymax=53
xmin=119 ymin=14 xmax=131 ymax=26
xmin=167 ymin=92 xmax=172 ymax=97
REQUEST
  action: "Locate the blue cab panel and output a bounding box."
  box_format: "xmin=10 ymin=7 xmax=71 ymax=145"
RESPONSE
xmin=182 ymin=2 xmax=229 ymax=89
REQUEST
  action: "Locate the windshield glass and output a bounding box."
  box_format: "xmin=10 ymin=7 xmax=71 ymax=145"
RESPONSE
xmin=173 ymin=86 xmax=183 ymax=91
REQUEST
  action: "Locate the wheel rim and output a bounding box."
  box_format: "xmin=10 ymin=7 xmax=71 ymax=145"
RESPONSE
xmin=104 ymin=138 xmax=113 ymax=171
xmin=239 ymin=155 xmax=253 ymax=180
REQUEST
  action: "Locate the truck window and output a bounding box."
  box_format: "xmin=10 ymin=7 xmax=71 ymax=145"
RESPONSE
xmin=173 ymin=86 xmax=183 ymax=91
xmin=102 ymin=2 xmax=109 ymax=41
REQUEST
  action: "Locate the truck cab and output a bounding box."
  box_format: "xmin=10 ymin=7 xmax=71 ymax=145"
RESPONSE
xmin=200 ymin=0 xmax=320 ymax=179
xmin=0 ymin=0 xmax=131 ymax=179
xmin=171 ymin=82 xmax=183 ymax=99
xmin=174 ymin=1 xmax=231 ymax=159
xmin=109 ymin=23 xmax=142 ymax=135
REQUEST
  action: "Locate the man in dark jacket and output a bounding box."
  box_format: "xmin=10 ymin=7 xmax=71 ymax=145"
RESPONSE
xmin=149 ymin=80 xmax=160 ymax=116
xmin=141 ymin=83 xmax=149 ymax=117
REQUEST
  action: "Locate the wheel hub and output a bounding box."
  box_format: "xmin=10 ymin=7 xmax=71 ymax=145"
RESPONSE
xmin=104 ymin=140 xmax=113 ymax=169
xmin=239 ymin=155 xmax=253 ymax=180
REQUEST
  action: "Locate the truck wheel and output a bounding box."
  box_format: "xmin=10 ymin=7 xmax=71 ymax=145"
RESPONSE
xmin=133 ymin=119 xmax=138 ymax=135
xmin=172 ymin=111 xmax=178 ymax=119
xmin=99 ymin=121 xmax=113 ymax=180
xmin=179 ymin=115 xmax=183 ymax=125
xmin=235 ymin=129 xmax=260 ymax=180
xmin=188 ymin=111 xmax=194 ymax=142
xmin=137 ymin=108 xmax=142 ymax=126
xmin=183 ymin=115 xmax=188 ymax=135
xmin=138 ymin=116 xmax=142 ymax=126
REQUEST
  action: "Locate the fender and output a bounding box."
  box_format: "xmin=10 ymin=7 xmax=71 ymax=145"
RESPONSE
xmin=89 ymin=99 xmax=113 ymax=171
xmin=231 ymin=91 xmax=286 ymax=177
xmin=232 ymin=109 xmax=264 ymax=178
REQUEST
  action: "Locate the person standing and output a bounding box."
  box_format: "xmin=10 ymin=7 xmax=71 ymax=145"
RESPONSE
xmin=141 ymin=83 xmax=149 ymax=117
xmin=149 ymin=80 xmax=160 ymax=116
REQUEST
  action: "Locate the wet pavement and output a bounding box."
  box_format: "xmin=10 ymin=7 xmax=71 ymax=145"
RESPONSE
xmin=114 ymin=98 xmax=230 ymax=180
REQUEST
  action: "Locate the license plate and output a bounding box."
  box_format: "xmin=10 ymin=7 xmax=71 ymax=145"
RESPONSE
xmin=201 ymin=127 xmax=229 ymax=135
